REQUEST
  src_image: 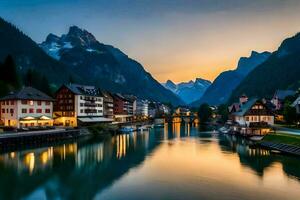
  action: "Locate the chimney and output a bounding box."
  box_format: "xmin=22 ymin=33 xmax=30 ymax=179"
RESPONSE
xmin=239 ymin=94 xmax=248 ymax=104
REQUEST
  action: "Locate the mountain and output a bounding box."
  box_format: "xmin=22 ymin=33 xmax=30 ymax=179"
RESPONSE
xmin=190 ymin=51 xmax=271 ymax=106
xmin=230 ymin=32 xmax=300 ymax=102
xmin=39 ymin=26 xmax=183 ymax=105
xmin=162 ymin=78 xmax=211 ymax=104
xmin=0 ymin=17 xmax=78 ymax=85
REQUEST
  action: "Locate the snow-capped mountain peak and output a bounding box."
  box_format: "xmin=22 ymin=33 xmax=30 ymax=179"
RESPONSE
xmin=162 ymin=78 xmax=211 ymax=104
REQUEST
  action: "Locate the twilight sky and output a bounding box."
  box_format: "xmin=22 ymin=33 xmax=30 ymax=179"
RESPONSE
xmin=1 ymin=0 xmax=300 ymax=83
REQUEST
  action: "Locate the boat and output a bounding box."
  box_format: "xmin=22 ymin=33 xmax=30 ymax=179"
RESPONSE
xmin=154 ymin=123 xmax=164 ymax=128
xmin=119 ymin=126 xmax=135 ymax=133
xmin=137 ymin=126 xmax=149 ymax=132
xmin=218 ymin=127 xmax=231 ymax=134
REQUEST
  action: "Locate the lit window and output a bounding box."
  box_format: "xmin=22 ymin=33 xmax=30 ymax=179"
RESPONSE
xmin=29 ymin=100 xmax=34 ymax=106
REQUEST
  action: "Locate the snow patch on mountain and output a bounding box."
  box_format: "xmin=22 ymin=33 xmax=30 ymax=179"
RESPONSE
xmin=162 ymin=78 xmax=211 ymax=104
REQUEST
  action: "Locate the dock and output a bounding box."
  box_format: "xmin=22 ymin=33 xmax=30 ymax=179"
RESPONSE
xmin=260 ymin=141 xmax=300 ymax=156
xmin=0 ymin=128 xmax=80 ymax=149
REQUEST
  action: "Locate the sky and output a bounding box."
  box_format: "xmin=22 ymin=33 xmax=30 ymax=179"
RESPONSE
xmin=1 ymin=0 xmax=300 ymax=83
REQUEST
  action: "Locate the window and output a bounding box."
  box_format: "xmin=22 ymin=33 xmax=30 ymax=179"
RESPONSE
xmin=80 ymin=96 xmax=83 ymax=100
xmin=10 ymin=109 xmax=14 ymax=114
xmin=21 ymin=100 xmax=27 ymax=105
xmin=6 ymin=101 xmax=9 ymax=105
xmin=245 ymin=116 xmax=249 ymax=121
xmin=37 ymin=101 xmax=42 ymax=105
xmin=10 ymin=101 xmax=14 ymax=105
xmin=80 ymin=109 xmax=83 ymax=113
xmin=29 ymin=108 xmax=34 ymax=113
xmin=1 ymin=109 xmax=5 ymax=113
xmin=80 ymin=103 xmax=84 ymax=107
xmin=1 ymin=101 xmax=4 ymax=105
xmin=36 ymin=109 xmax=42 ymax=113
xmin=45 ymin=109 xmax=50 ymax=113
xmin=22 ymin=109 xmax=27 ymax=113
xmin=45 ymin=101 xmax=51 ymax=105
xmin=29 ymin=100 xmax=34 ymax=106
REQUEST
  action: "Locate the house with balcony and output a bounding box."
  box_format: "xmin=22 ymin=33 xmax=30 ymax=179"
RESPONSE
xmin=231 ymin=98 xmax=274 ymax=135
xmin=101 ymin=91 xmax=114 ymax=118
xmin=112 ymin=93 xmax=134 ymax=123
xmin=53 ymin=84 xmax=112 ymax=127
xmin=0 ymin=87 xmax=54 ymax=128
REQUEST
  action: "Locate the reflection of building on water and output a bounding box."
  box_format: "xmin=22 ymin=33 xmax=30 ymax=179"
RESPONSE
xmin=171 ymin=122 xmax=190 ymax=138
xmin=116 ymin=134 xmax=129 ymax=159
xmin=76 ymin=143 xmax=104 ymax=167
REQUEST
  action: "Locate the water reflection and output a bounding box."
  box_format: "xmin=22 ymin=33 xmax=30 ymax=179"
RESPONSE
xmin=0 ymin=123 xmax=299 ymax=200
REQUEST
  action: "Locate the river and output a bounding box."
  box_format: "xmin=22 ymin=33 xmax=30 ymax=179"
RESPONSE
xmin=0 ymin=123 xmax=300 ymax=200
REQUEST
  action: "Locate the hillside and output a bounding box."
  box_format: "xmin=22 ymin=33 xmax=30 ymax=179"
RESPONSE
xmin=0 ymin=17 xmax=182 ymax=105
xmin=39 ymin=26 xmax=183 ymax=105
xmin=190 ymin=51 xmax=271 ymax=106
xmin=0 ymin=17 xmax=78 ymax=86
xmin=230 ymin=33 xmax=300 ymax=102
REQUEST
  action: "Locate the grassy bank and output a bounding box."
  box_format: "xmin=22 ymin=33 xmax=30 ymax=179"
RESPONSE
xmin=262 ymin=132 xmax=300 ymax=147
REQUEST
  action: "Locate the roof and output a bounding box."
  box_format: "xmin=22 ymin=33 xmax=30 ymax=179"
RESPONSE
xmin=228 ymin=103 xmax=240 ymax=113
xmin=100 ymin=90 xmax=113 ymax=99
xmin=0 ymin=87 xmax=54 ymax=101
xmin=292 ymin=96 xmax=300 ymax=107
xmin=122 ymin=94 xmax=137 ymax=102
xmin=232 ymin=98 xmax=258 ymax=117
xmin=273 ymin=90 xmax=295 ymax=100
xmin=64 ymin=84 xmax=102 ymax=97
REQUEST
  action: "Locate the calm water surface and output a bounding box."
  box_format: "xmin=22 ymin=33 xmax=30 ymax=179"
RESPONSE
xmin=1 ymin=123 xmax=300 ymax=200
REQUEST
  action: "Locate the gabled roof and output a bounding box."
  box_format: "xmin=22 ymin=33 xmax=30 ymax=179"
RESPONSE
xmin=0 ymin=87 xmax=54 ymax=101
xmin=273 ymin=90 xmax=295 ymax=100
xmin=292 ymin=96 xmax=300 ymax=107
xmin=100 ymin=90 xmax=113 ymax=99
xmin=228 ymin=103 xmax=240 ymax=113
xmin=64 ymin=84 xmax=102 ymax=97
xmin=232 ymin=98 xmax=258 ymax=117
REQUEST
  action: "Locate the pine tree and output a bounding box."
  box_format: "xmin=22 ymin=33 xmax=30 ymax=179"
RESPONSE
xmin=40 ymin=75 xmax=52 ymax=95
xmin=2 ymin=55 xmax=20 ymax=89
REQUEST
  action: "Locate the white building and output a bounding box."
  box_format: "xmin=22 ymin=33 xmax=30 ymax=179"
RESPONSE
xmin=135 ymin=99 xmax=149 ymax=117
xmin=0 ymin=87 xmax=54 ymax=128
xmin=231 ymin=99 xmax=274 ymax=135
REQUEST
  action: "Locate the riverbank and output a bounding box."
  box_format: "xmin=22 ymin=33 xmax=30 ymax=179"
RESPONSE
xmin=259 ymin=132 xmax=300 ymax=156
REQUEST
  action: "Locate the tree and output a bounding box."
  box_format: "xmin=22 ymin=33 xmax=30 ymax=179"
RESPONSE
xmin=0 ymin=55 xmax=20 ymax=89
xmin=40 ymin=75 xmax=52 ymax=95
xmin=218 ymin=104 xmax=229 ymax=123
xmin=283 ymin=101 xmax=298 ymax=124
xmin=23 ymin=68 xmax=52 ymax=95
xmin=198 ymin=103 xmax=212 ymax=124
